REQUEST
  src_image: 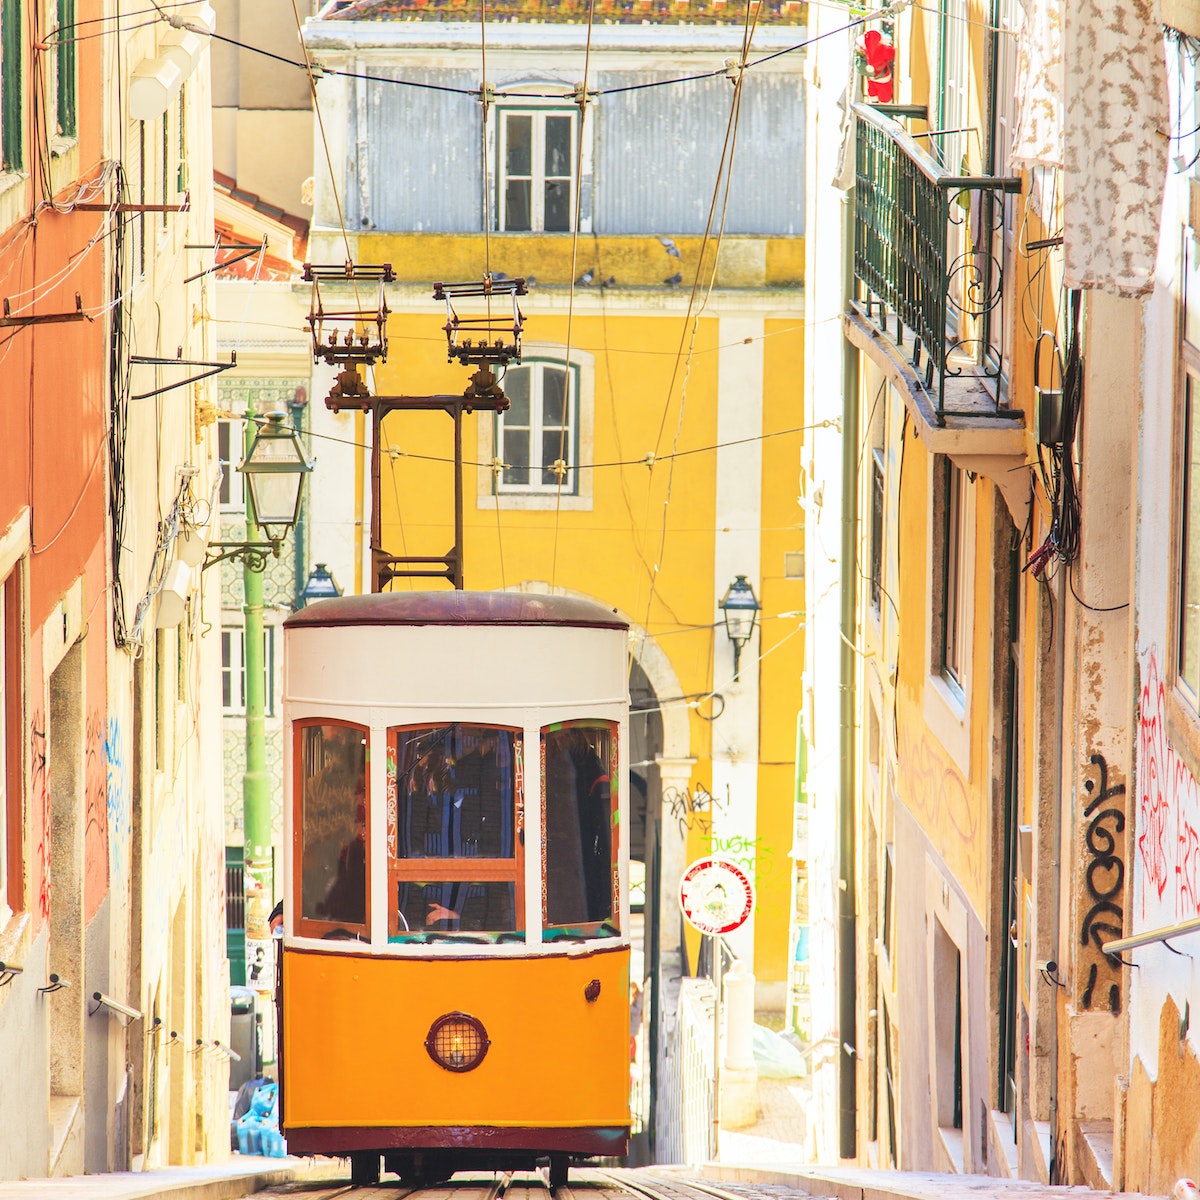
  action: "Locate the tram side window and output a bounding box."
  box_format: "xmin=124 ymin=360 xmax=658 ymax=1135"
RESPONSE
xmin=387 ymin=725 xmax=523 ymax=940
xmin=543 ymin=722 xmax=618 ymax=937
xmin=297 ymin=722 xmax=369 ymax=935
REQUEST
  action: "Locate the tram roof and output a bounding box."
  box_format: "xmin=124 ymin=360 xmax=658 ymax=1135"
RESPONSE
xmin=284 ymin=590 xmax=628 ymax=631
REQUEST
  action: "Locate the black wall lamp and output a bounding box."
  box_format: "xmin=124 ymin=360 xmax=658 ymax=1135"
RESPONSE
xmin=719 ymin=574 xmax=761 ymax=682
xmin=298 ymin=562 xmax=343 ymax=607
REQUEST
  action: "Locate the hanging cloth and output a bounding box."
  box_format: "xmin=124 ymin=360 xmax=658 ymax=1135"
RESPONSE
xmin=1010 ymin=0 xmax=1065 ymax=170
xmin=1062 ymin=0 xmax=1169 ymax=295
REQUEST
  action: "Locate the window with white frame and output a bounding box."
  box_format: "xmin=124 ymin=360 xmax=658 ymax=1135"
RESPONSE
xmin=496 ymin=358 xmax=579 ymax=494
xmin=937 ymin=0 xmax=969 ymax=171
xmin=221 ymin=626 xmax=276 ymax=716
xmin=497 ymin=108 xmax=575 ymax=233
xmin=218 ymin=419 xmax=245 ymax=510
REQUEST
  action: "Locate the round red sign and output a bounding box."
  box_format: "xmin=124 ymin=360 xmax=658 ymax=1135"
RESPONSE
xmin=678 ymin=856 xmax=755 ymax=936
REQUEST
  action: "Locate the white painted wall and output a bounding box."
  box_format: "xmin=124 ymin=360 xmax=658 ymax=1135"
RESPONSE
xmin=801 ymin=1 xmax=854 ymax=1163
xmin=1130 ymin=67 xmax=1200 ymax=1077
xmin=712 ymin=319 xmax=763 ymax=966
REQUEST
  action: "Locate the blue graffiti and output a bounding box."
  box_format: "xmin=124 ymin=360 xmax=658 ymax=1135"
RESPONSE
xmin=106 ymin=717 xmax=131 ymax=879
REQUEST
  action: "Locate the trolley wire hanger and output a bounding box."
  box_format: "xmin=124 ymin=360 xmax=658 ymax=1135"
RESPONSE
xmin=130 ymin=347 xmax=238 ymax=401
xmin=314 ymin=270 xmax=525 ymax=592
xmin=0 ymin=293 xmax=90 ymax=328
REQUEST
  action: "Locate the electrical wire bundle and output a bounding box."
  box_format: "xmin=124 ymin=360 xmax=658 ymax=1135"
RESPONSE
xmin=109 ymin=164 xmax=134 ymax=647
xmin=1026 ymin=288 xmax=1082 ymax=578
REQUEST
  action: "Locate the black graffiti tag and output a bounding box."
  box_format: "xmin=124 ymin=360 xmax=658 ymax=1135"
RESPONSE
xmin=1079 ymin=753 xmax=1125 ymax=1013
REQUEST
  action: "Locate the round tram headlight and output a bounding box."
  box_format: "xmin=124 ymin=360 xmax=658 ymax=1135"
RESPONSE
xmin=425 ymin=1011 xmax=490 ymax=1073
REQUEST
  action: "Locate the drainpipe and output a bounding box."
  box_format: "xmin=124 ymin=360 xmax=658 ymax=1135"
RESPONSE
xmin=838 ymin=196 xmax=860 ymax=1162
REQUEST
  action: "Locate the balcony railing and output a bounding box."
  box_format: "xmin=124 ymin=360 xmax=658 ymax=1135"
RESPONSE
xmin=852 ymin=103 xmax=1022 ymax=423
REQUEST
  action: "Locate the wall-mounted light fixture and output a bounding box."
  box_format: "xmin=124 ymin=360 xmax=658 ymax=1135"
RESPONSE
xmin=298 ymin=562 xmax=342 ymax=607
xmin=719 ymin=574 xmax=761 ymax=682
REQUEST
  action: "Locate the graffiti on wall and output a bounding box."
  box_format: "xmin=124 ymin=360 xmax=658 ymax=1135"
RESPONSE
xmin=897 ymin=727 xmax=985 ymax=916
xmin=665 ymin=782 xmax=724 ymax=838
xmin=699 ymin=830 xmax=775 ymax=882
xmin=105 ymin=717 xmax=131 ymax=881
xmin=1136 ymin=650 xmax=1200 ymax=926
xmin=1078 ymin=752 xmax=1125 ymax=1014
xmin=31 ymin=715 xmax=49 ymax=921
xmin=84 ymin=711 xmax=111 ymax=921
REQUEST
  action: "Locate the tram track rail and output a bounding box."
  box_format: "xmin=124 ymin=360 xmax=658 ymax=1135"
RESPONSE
xmin=259 ymin=1165 xmax=822 ymax=1200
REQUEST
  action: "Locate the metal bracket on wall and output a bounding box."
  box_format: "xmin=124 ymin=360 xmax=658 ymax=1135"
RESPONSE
xmin=184 ymin=237 xmax=268 ymax=285
xmin=37 ymin=974 xmax=69 ymax=995
xmin=0 ymin=962 xmax=22 ymax=988
xmin=130 ymin=350 xmax=237 ymax=401
xmin=0 ymin=293 xmax=89 ymax=327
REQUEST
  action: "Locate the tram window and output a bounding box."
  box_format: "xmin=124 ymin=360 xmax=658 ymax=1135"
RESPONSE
xmin=296 ymin=722 xmax=370 ymax=936
xmin=389 ymin=726 xmax=518 ymax=859
xmin=395 ymin=881 xmax=517 ymax=936
xmin=387 ymin=724 xmax=524 ymax=942
xmin=542 ymin=722 xmax=618 ymax=936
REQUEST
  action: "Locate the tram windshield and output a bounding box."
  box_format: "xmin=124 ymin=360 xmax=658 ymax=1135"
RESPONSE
xmin=295 ymin=721 xmax=370 ymax=937
xmin=387 ymin=725 xmax=523 ymax=942
xmin=542 ymin=721 xmax=619 ymax=939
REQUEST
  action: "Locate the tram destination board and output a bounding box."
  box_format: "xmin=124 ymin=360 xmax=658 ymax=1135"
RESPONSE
xmin=678 ymin=856 xmax=754 ymax=936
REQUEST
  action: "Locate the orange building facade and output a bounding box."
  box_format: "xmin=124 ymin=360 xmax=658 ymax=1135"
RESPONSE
xmin=0 ymin=0 xmax=228 ymax=1178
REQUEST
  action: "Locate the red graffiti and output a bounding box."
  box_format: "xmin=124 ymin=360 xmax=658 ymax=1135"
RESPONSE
xmin=84 ymin=711 xmax=110 ymax=922
xmin=1137 ymin=651 xmax=1200 ymax=924
xmin=898 ymin=728 xmax=982 ymax=896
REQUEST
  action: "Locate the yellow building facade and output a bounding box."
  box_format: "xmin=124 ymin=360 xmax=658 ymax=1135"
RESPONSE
xmin=805 ymin=0 xmax=1200 ymax=1186
xmin=303 ymin=0 xmax=811 ymax=1156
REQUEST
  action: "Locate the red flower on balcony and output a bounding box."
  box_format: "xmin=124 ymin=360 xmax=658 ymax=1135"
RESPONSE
xmin=857 ymin=29 xmax=895 ymax=103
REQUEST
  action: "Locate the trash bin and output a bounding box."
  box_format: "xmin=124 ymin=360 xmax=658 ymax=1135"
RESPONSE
xmin=229 ymin=986 xmax=262 ymax=1090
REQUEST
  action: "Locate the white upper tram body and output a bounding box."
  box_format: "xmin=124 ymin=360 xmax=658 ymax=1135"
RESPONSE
xmin=281 ymin=591 xmax=631 ymax=957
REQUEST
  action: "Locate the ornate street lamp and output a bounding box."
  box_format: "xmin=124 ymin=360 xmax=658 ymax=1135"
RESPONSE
xmin=203 ymin=411 xmax=313 ymax=571
xmin=201 ymin=404 xmax=312 ymax=1015
xmin=719 ymin=574 xmax=761 ymax=682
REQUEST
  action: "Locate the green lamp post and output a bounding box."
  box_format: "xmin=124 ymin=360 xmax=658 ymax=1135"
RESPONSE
xmin=230 ymin=407 xmax=312 ymax=1007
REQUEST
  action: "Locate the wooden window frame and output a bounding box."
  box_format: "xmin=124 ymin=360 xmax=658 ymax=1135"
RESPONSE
xmin=292 ymin=718 xmax=371 ymax=941
xmin=540 ymin=719 xmax=620 ymax=938
xmin=54 ymin=0 xmax=76 ymax=140
xmin=220 ymin=625 xmax=276 ymax=717
xmin=494 ymin=357 xmax=581 ymax=496
xmin=386 ymin=723 xmax=525 ymax=941
xmin=496 ymin=106 xmax=577 ymax=234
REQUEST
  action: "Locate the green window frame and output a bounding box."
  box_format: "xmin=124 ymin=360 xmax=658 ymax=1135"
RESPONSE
xmin=1 ymin=0 xmax=23 ymax=171
xmin=56 ymin=0 xmax=76 ymax=139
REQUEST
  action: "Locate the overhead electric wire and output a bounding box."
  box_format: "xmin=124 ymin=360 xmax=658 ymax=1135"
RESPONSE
xmin=254 ymin=406 xmax=829 ymax=471
xmin=549 ymin=0 xmax=599 ymax=589
xmin=635 ymin=0 xmax=759 ymax=651
xmin=121 ymin=3 xmax=913 ymax=107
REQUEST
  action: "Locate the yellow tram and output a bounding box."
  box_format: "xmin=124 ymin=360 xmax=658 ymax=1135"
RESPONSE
xmin=277 ymin=591 xmax=632 ymax=1187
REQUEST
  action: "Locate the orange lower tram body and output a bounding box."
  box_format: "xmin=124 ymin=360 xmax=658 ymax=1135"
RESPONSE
xmin=279 ymin=941 xmax=632 ymax=1178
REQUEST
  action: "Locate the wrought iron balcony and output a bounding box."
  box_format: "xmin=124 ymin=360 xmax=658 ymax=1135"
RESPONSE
xmin=851 ymin=103 xmax=1022 ymax=424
